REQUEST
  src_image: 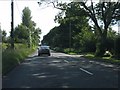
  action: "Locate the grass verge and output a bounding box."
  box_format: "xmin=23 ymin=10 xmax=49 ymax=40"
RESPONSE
xmin=2 ymin=44 xmax=36 ymax=75
xmin=84 ymin=53 xmax=120 ymax=65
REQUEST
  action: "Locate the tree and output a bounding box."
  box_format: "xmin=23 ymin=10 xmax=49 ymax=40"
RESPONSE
xmin=80 ymin=1 xmax=120 ymax=56
xmin=31 ymin=27 xmax=41 ymax=46
xmin=42 ymin=2 xmax=95 ymax=53
xmin=22 ymin=7 xmax=32 ymax=27
xmin=22 ymin=7 xmax=32 ymax=47
xmin=14 ymin=7 xmax=41 ymax=47
xmin=14 ymin=24 xmax=29 ymax=43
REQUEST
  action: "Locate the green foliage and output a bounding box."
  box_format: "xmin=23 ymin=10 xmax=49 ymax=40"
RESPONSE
xmin=2 ymin=43 xmax=8 ymax=51
xmin=114 ymin=35 xmax=120 ymax=58
xmin=95 ymin=2 xmax=120 ymax=24
xmin=1 ymin=30 xmax=7 ymax=43
xmin=2 ymin=44 xmax=36 ymax=75
xmin=14 ymin=24 xmax=29 ymax=43
xmin=42 ymin=24 xmax=69 ymax=48
xmin=63 ymin=48 xmax=79 ymax=55
xmin=95 ymin=36 xmax=107 ymax=57
xmin=14 ymin=7 xmax=41 ymax=47
xmin=80 ymin=2 xmax=120 ymax=56
xmin=64 ymin=48 xmax=74 ymax=53
xmin=42 ymin=2 xmax=95 ymax=53
xmin=85 ymin=53 xmax=120 ymax=65
xmin=22 ymin=7 xmax=32 ymax=27
xmin=74 ymin=26 xmax=96 ymax=52
xmin=106 ymin=28 xmax=116 ymax=54
xmin=41 ymin=1 xmax=119 ymax=60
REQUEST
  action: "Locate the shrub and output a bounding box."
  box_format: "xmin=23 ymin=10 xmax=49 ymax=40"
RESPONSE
xmin=64 ymin=48 xmax=74 ymax=53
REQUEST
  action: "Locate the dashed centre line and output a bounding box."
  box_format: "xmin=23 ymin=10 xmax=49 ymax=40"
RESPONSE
xmin=80 ymin=68 xmax=93 ymax=75
xmin=64 ymin=60 xmax=93 ymax=75
xmin=64 ymin=60 xmax=69 ymax=63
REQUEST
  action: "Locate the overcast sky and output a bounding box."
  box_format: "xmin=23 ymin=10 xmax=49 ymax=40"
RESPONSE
xmin=0 ymin=0 xmax=60 ymax=41
xmin=0 ymin=0 xmax=119 ymax=41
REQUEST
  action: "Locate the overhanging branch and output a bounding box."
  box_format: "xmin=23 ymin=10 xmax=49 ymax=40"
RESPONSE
xmin=82 ymin=2 xmax=102 ymax=35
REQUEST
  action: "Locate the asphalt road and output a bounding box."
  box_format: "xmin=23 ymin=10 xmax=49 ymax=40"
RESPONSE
xmin=2 ymin=50 xmax=119 ymax=88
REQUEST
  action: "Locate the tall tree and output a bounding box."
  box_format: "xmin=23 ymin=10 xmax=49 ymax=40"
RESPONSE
xmin=14 ymin=7 xmax=41 ymax=47
xmin=22 ymin=7 xmax=32 ymax=48
xmin=22 ymin=7 xmax=32 ymax=27
xmin=14 ymin=24 xmax=29 ymax=43
xmin=80 ymin=1 xmax=120 ymax=56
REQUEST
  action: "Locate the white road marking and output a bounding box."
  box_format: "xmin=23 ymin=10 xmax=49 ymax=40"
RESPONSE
xmin=64 ymin=60 xmax=93 ymax=75
xmin=80 ymin=68 xmax=93 ymax=75
xmin=64 ymin=60 xmax=69 ymax=63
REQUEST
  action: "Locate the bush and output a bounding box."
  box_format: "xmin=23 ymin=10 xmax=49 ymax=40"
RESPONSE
xmin=64 ymin=48 xmax=74 ymax=53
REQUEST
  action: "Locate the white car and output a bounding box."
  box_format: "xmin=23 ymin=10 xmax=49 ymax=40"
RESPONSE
xmin=38 ymin=45 xmax=50 ymax=56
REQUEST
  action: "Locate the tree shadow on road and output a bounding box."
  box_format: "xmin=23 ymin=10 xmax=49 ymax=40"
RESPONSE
xmin=2 ymin=52 xmax=119 ymax=88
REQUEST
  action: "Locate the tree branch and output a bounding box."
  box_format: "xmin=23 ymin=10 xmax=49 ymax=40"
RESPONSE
xmin=101 ymin=2 xmax=107 ymax=31
xmin=82 ymin=2 xmax=102 ymax=36
xmin=51 ymin=2 xmax=66 ymax=10
xmin=106 ymin=2 xmax=119 ymax=28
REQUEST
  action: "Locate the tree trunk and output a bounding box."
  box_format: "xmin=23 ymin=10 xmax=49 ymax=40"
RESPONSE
xmin=95 ymin=34 xmax=107 ymax=57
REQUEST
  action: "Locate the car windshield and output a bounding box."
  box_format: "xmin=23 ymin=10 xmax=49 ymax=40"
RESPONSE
xmin=40 ymin=46 xmax=49 ymax=49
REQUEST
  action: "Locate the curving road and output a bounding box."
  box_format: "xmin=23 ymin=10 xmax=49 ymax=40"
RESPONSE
xmin=2 ymin=50 xmax=119 ymax=88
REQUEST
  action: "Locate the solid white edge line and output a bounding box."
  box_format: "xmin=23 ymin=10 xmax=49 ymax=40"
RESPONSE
xmin=80 ymin=68 xmax=93 ymax=75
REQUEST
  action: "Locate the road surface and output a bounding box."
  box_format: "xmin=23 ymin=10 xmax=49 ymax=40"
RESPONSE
xmin=2 ymin=50 xmax=119 ymax=88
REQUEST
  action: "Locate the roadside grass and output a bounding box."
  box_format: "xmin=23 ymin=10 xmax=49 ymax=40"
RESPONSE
xmin=69 ymin=52 xmax=77 ymax=55
xmin=84 ymin=53 xmax=120 ymax=65
xmin=53 ymin=47 xmax=120 ymax=65
xmin=63 ymin=48 xmax=80 ymax=55
xmin=2 ymin=43 xmax=36 ymax=75
xmin=2 ymin=43 xmax=8 ymax=51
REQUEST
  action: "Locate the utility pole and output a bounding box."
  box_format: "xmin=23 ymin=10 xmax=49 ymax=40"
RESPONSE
xmin=11 ymin=0 xmax=14 ymax=49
